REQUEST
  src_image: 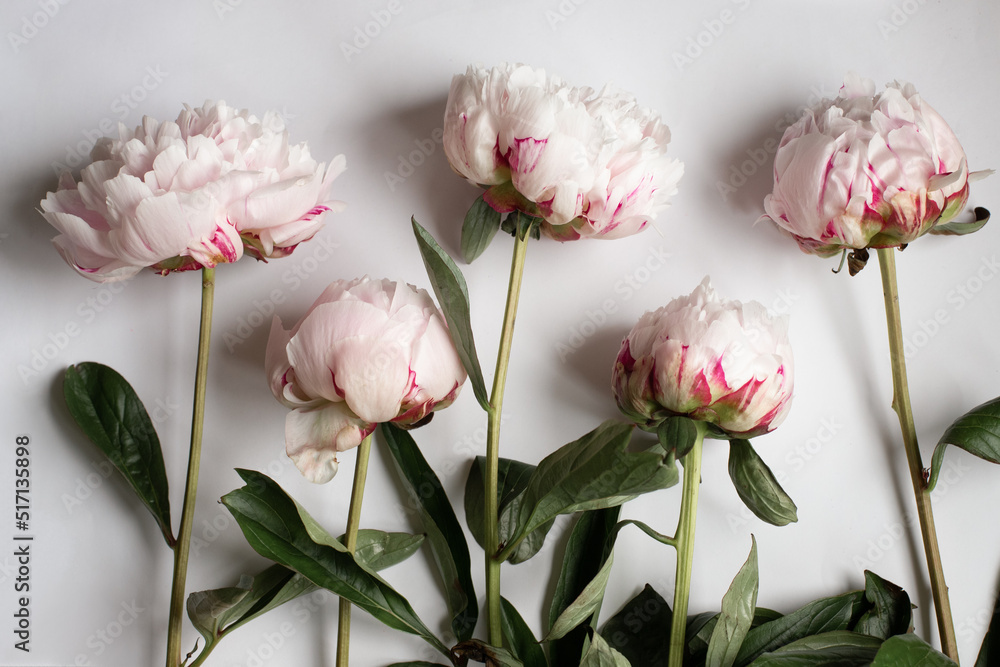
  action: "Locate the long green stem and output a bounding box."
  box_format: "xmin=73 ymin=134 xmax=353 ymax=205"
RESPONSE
xmin=336 ymin=434 xmax=373 ymax=667
xmin=876 ymin=248 xmax=958 ymax=661
xmin=165 ymin=267 xmax=216 ymax=667
xmin=668 ymin=424 xmax=706 ymax=667
xmin=485 ymin=232 xmax=530 ymax=647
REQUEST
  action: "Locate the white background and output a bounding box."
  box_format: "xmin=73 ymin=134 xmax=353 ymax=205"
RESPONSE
xmin=2 ymin=0 xmax=1000 ymax=665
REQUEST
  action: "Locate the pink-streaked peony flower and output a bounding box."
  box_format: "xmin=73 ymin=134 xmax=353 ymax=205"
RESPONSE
xmin=613 ymin=277 xmax=793 ymax=439
xmin=266 ymin=277 xmax=467 ymax=483
xmin=39 ymin=101 xmax=346 ymax=282
xmin=761 ymin=73 xmax=988 ymax=257
xmin=443 ymin=63 xmax=684 ymax=241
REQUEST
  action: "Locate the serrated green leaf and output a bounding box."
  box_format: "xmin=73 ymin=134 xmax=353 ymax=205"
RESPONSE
xmin=501 ymin=597 xmax=548 ymax=667
xmin=929 ymin=206 xmax=990 ymax=236
xmin=63 ymin=363 xmax=173 ymax=545
xmin=461 ymin=194 xmax=503 ymax=263
xmin=411 ymin=217 xmax=490 ymax=411
xmin=221 ymin=469 xmax=449 ymax=656
xmin=871 ymin=633 xmax=957 ymax=666
xmin=929 ymin=395 xmax=1000 ymax=491
xmin=853 ymin=571 xmax=911 ymax=640
xmin=381 ymin=424 xmax=478 ymax=641
xmin=505 ymin=421 xmax=678 ymax=559
xmin=728 ymin=440 xmax=798 ymax=526
xmin=601 ymin=585 xmax=672 ymax=664
xmin=707 ymin=537 xmax=759 ymax=667
xmin=581 ymin=631 xmax=632 ymax=667
xmin=466 ymin=456 xmax=554 ymax=564
xmin=735 ymin=591 xmax=862 ymax=665
xmin=749 ymin=631 xmax=883 ymax=665
xmin=549 ymin=508 xmax=621 ymax=667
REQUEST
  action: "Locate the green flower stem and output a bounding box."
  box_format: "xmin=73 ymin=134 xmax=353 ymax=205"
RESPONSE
xmin=668 ymin=423 xmax=706 ymax=667
xmin=485 ymin=231 xmax=530 ymax=647
xmin=336 ymin=433 xmax=374 ymax=667
xmin=165 ymin=267 xmax=216 ymax=667
xmin=876 ymin=248 xmax=958 ymax=661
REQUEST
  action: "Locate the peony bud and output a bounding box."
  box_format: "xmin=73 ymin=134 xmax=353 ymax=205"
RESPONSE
xmin=40 ymin=101 xmax=346 ymax=282
xmin=613 ymin=278 xmax=793 ymax=439
xmin=266 ymin=277 xmax=467 ymax=483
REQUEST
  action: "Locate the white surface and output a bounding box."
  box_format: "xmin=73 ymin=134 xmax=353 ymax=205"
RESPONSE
xmin=2 ymin=0 xmax=1000 ymax=665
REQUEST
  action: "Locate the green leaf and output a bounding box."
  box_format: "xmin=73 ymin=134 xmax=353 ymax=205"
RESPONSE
xmin=505 ymin=421 xmax=678 ymax=558
xmin=929 ymin=395 xmax=1000 ymax=491
xmin=689 ymin=608 xmax=784 ymax=665
xmin=657 ymin=416 xmax=699 ymax=461
xmin=609 ymin=519 xmax=676 ymax=548
xmin=62 ymin=363 xmax=173 ymax=545
xmin=853 ymin=571 xmax=912 ymax=640
xmin=728 ymin=440 xmax=798 ymax=527
xmin=387 ymin=663 xmax=449 ymax=667
xmin=221 ymin=469 xmax=449 ymax=656
xmin=749 ymin=631 xmax=883 ymax=665
xmin=187 ymin=565 xmax=316 ymax=651
xmin=380 ymin=424 xmax=478 ymax=641
xmin=735 ymin=591 xmax=863 ymax=665
xmin=707 ymin=537 xmax=759 ymax=667
xmin=461 ymin=194 xmax=503 ymax=263
xmin=871 ymin=633 xmax=957 ymax=666
xmin=465 ymin=456 xmax=555 ymax=564
xmin=601 ymin=585 xmax=672 ymax=664
xmin=929 ymin=206 xmax=990 ymax=236
xmin=339 ymin=529 xmax=425 ymax=572
xmin=452 ymin=640 xmax=525 ymax=666
xmin=976 ymin=582 xmax=1000 ymax=667
xmin=500 ymin=210 xmax=543 ymax=241
xmin=549 ymin=507 xmax=621 ymax=667
xmin=411 ymin=217 xmax=490 ymax=411
xmin=501 ymin=597 xmax=548 ymax=667
xmin=581 ymin=631 xmax=633 ymax=667
xmin=545 ymin=553 xmax=616 ymax=642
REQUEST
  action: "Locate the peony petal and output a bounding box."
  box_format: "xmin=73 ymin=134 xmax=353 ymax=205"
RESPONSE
xmin=285 ymin=403 xmax=373 ymax=484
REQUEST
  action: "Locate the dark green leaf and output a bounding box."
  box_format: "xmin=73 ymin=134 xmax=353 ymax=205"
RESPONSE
xmin=728 ymin=440 xmax=798 ymax=527
xmin=871 ymin=633 xmax=957 ymax=666
xmin=63 ymin=363 xmax=173 ymax=545
xmin=601 ymin=585 xmax=672 ymax=664
xmin=466 ymin=456 xmax=554 ymax=564
xmin=411 ymin=217 xmax=490 ymax=411
xmin=853 ymin=571 xmax=911 ymax=640
xmin=501 ymin=211 xmax=543 ymax=241
xmin=549 ymin=508 xmax=621 ymax=667
xmin=658 ymin=416 xmax=699 ymax=461
xmin=735 ymin=591 xmax=862 ymax=665
xmin=461 ymin=194 xmax=503 ymax=263
xmin=221 ymin=469 xmax=449 ymax=656
xmin=339 ymin=529 xmax=425 ymax=572
xmin=545 ymin=553 xmax=616 ymax=642
xmin=505 ymin=421 xmax=678 ymax=559
xmin=187 ymin=565 xmax=316 ymax=651
xmin=501 ymin=597 xmax=548 ymax=667
xmin=929 ymin=206 xmax=990 ymax=236
xmin=749 ymin=631 xmax=882 ymax=666
xmin=381 ymin=424 xmax=478 ymax=641
xmin=929 ymin=395 xmax=1000 ymax=491
xmin=689 ymin=609 xmax=784 ymax=665
xmin=976 ymin=584 xmax=1000 ymax=667
xmin=581 ymin=631 xmax=632 ymax=667
xmin=707 ymin=537 xmax=759 ymax=667
xmin=452 ymin=640 xmax=525 ymax=666
xmin=387 ymin=663 xmax=449 ymax=667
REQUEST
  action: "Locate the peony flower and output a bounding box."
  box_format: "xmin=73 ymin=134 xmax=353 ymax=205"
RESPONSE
xmin=613 ymin=278 xmax=793 ymax=439
xmin=761 ymin=73 xmax=984 ymax=258
xmin=266 ymin=277 xmax=467 ymax=483
xmin=40 ymin=101 xmax=346 ymax=282
xmin=443 ymin=63 xmax=683 ymax=241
